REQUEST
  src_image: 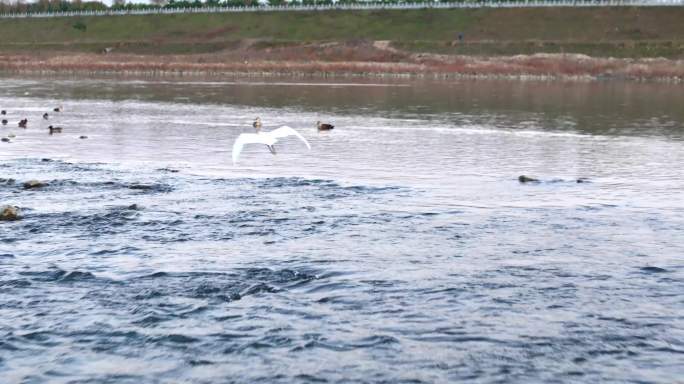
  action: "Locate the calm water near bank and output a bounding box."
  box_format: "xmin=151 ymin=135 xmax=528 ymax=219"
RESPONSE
xmin=1 ymin=77 xmax=683 ymax=383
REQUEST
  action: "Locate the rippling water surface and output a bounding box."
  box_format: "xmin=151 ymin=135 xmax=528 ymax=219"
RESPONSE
xmin=1 ymin=77 xmax=683 ymax=383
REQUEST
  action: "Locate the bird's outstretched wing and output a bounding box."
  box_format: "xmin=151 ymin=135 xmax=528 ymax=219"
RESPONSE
xmin=232 ymin=133 xmax=269 ymax=164
xmin=269 ymin=126 xmax=311 ymax=150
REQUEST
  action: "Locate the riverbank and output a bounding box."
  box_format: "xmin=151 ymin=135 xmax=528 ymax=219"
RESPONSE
xmin=2 ymin=7 xmax=684 ymax=81
xmin=1 ymin=50 xmax=683 ymax=82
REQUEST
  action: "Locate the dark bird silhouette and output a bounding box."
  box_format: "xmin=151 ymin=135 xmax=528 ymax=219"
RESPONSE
xmin=1 ymin=119 xmax=7 ymax=125
xmin=43 ymin=113 xmax=49 ymax=120
xmin=1 ymin=110 xmax=6 ymax=115
xmin=18 ymin=119 xmax=27 ymax=128
xmin=316 ymin=121 xmax=334 ymax=131
xmin=48 ymin=125 xmax=62 ymax=134
xmin=53 ymin=106 xmax=62 ymax=112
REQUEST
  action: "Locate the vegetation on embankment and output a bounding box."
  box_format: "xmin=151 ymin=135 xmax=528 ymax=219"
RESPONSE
xmin=1 ymin=7 xmax=684 ymax=58
xmin=1 ymin=7 xmax=684 ymax=81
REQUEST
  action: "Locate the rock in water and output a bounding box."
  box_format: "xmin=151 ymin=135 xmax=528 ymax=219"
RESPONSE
xmin=23 ymin=180 xmax=46 ymax=189
xmin=0 ymin=206 xmax=20 ymax=221
xmin=518 ymin=175 xmax=540 ymax=183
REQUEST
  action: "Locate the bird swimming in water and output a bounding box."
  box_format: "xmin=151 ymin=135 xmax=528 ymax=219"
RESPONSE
xmin=53 ymin=106 xmax=62 ymax=112
xmin=317 ymin=121 xmax=334 ymax=131
xmin=43 ymin=113 xmax=49 ymax=120
xmin=232 ymin=120 xmax=310 ymax=165
xmin=1 ymin=110 xmax=6 ymax=115
xmin=253 ymin=117 xmax=262 ymax=132
xmin=48 ymin=125 xmax=62 ymax=134
xmin=18 ymin=119 xmax=27 ymax=128
xmin=1 ymin=119 xmax=7 ymax=125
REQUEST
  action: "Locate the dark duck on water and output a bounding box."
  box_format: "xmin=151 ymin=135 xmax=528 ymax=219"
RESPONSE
xmin=18 ymin=119 xmax=27 ymax=128
xmin=317 ymin=121 xmax=334 ymax=131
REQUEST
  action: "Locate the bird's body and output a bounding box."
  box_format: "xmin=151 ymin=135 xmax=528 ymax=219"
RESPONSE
xmin=18 ymin=119 xmax=27 ymax=128
xmin=232 ymin=126 xmax=310 ymax=165
xmin=53 ymin=106 xmax=62 ymax=113
xmin=48 ymin=125 xmax=62 ymax=134
xmin=1 ymin=110 xmax=6 ymax=115
xmin=43 ymin=113 xmax=49 ymax=120
xmin=1 ymin=119 xmax=7 ymax=125
xmin=317 ymin=121 xmax=334 ymax=131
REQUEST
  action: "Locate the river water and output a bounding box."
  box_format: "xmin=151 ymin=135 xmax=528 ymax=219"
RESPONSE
xmin=1 ymin=77 xmax=683 ymax=383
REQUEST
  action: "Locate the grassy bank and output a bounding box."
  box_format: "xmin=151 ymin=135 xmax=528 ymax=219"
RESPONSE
xmin=1 ymin=8 xmax=684 ymax=58
xmin=2 ymin=7 xmax=684 ymax=81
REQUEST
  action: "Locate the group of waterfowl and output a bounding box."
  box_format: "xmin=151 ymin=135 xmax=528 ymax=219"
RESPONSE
xmin=3 ymin=109 xmax=330 ymax=165
xmin=1 ymin=105 xmax=76 ymax=143
xmin=232 ymin=117 xmax=334 ymax=164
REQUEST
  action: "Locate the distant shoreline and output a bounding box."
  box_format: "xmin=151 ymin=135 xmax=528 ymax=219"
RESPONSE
xmin=1 ymin=53 xmax=683 ymax=83
xmin=2 ymin=7 xmax=684 ymax=83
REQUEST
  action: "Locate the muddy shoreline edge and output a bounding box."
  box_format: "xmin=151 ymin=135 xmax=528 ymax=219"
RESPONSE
xmin=1 ymin=52 xmax=683 ymax=83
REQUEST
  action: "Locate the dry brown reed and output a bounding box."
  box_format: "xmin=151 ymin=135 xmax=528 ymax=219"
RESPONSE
xmin=0 ymin=52 xmax=682 ymax=82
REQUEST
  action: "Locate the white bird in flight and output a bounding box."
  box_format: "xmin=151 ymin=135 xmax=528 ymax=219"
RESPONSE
xmin=232 ymin=118 xmax=311 ymax=165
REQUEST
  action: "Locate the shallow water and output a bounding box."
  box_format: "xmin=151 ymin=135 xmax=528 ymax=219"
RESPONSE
xmin=1 ymin=77 xmax=683 ymax=383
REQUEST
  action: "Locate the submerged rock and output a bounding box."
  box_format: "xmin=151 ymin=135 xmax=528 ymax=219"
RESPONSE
xmin=0 ymin=205 xmax=20 ymax=221
xmin=129 ymin=184 xmax=153 ymax=190
xmin=23 ymin=180 xmax=46 ymax=189
xmin=518 ymin=175 xmax=540 ymax=183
